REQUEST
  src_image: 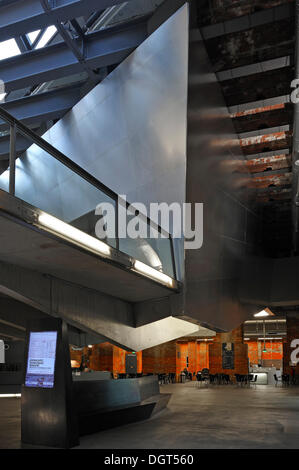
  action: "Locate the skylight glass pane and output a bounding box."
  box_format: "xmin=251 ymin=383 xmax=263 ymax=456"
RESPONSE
xmin=28 ymin=30 xmax=41 ymax=44
xmin=35 ymin=26 xmax=57 ymax=49
xmin=0 ymin=39 xmax=21 ymax=61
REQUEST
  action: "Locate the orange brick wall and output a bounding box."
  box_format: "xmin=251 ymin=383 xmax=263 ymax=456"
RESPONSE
xmin=209 ymin=342 xmax=248 ymax=377
xmin=209 ymin=326 xmax=249 ymax=377
xmin=245 ymin=340 xmax=283 ymax=367
xmin=176 ymin=340 xmax=211 ymax=379
xmin=142 ymin=341 xmax=177 ymax=375
xmin=70 ymin=326 xmax=255 ymax=380
xmin=70 ymin=343 xmax=142 ymax=375
xmin=197 ymin=342 xmax=210 ymax=371
xmin=70 ymin=340 xmax=211 ymax=379
xmin=112 ymin=347 xmax=142 ymax=376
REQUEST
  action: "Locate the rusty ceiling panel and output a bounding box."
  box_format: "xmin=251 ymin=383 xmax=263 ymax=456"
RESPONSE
xmin=232 ymin=103 xmax=293 ymax=133
xmin=221 ymin=66 xmax=293 ymax=106
xmin=236 ymin=153 xmax=291 ymax=173
xmin=240 ymin=131 xmax=292 ymax=155
xmin=198 ymin=0 xmax=295 ymax=257
xmin=231 ymin=103 xmax=285 ymax=118
xmin=204 ymin=18 xmax=294 ymax=71
xmin=255 ymin=189 xmax=292 ymax=202
xmin=248 ymin=171 xmax=292 ymax=188
xmin=198 ymin=0 xmax=294 ymax=26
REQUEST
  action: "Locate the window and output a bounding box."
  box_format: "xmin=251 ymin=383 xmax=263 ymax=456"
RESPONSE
xmin=27 ymin=30 xmax=41 ymax=44
xmin=35 ymin=26 xmax=57 ymax=49
xmin=0 ymin=38 xmax=20 ymax=60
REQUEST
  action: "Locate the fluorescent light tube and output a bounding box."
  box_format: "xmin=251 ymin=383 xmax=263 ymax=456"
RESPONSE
xmin=38 ymin=213 xmax=111 ymax=256
xmin=0 ymin=394 xmax=21 ymax=398
xmin=258 ymin=337 xmax=283 ymax=340
xmin=134 ymin=260 xmax=174 ymax=287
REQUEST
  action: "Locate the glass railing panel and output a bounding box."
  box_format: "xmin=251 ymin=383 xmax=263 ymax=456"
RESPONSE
xmin=119 ymin=212 xmax=175 ymax=278
xmin=0 ymin=134 xmax=117 ymax=249
xmin=0 ymin=114 xmax=177 ymax=281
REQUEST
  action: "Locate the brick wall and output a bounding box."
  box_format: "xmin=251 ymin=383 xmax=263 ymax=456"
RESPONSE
xmin=142 ymin=341 xmax=177 ymax=375
xmin=70 ymin=343 xmax=142 ymax=375
xmin=70 ymin=326 xmax=254 ymax=380
xmin=176 ymin=340 xmax=211 ymax=379
xmin=209 ymin=326 xmax=248 ymax=377
xmin=245 ymin=340 xmax=283 ymax=368
xmin=112 ymin=347 xmax=142 ymax=376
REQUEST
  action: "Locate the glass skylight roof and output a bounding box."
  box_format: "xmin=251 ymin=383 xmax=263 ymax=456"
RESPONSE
xmin=35 ymin=26 xmax=57 ymax=49
xmin=0 ymin=38 xmax=20 ymax=61
xmin=27 ymin=30 xmax=41 ymax=44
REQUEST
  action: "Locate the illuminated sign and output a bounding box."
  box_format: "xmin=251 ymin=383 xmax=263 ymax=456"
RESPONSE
xmin=25 ymin=331 xmax=57 ymax=388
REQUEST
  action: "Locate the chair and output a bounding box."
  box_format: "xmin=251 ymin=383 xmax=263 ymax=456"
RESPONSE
xmin=201 ymin=368 xmax=210 ymax=384
xmin=209 ymin=374 xmax=216 ymax=385
xmin=223 ymin=374 xmax=230 ymax=385
xmin=235 ymin=374 xmax=246 ymax=387
xmin=180 ymin=371 xmax=186 ymax=383
xmin=274 ymin=374 xmax=282 ymax=387
xmin=250 ymin=374 xmax=258 ymax=388
xmin=169 ymin=372 xmax=176 ymax=384
xmin=282 ymin=374 xmax=290 ymax=387
xmin=247 ymin=374 xmax=254 ymax=387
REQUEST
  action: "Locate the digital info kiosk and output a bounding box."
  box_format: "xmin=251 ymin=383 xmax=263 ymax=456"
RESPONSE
xmin=21 ymin=318 xmax=79 ymax=448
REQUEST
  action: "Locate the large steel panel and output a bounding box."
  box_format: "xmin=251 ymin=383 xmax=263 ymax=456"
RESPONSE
xmin=183 ymin=4 xmax=261 ymax=331
xmin=0 ymin=5 xmax=189 ymax=279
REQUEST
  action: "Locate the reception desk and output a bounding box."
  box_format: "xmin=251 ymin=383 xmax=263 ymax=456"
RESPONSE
xmin=251 ymin=367 xmax=281 ymax=385
xmin=73 ymin=375 xmax=170 ymax=436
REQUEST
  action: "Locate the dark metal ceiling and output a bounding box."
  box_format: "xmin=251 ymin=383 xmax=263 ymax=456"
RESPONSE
xmin=199 ymin=0 xmax=296 ymax=258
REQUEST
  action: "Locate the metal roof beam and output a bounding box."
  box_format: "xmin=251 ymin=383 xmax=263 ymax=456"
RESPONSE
xmin=0 ymin=0 xmax=134 ymax=41
xmin=0 ymin=134 xmax=29 ymax=160
xmin=0 ymin=84 xmax=82 ymax=131
xmin=0 ymin=20 xmax=147 ymax=92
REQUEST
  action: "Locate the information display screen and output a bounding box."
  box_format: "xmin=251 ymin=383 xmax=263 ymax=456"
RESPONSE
xmin=25 ymin=331 xmax=57 ymax=388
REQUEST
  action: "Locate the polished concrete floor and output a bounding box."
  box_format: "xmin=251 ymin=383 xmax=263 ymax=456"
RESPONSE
xmin=0 ymin=397 xmax=21 ymax=449
xmin=1 ymin=383 xmax=299 ymax=449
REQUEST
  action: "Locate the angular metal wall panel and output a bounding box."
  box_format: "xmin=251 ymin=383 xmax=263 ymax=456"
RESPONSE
xmin=0 ymin=5 xmax=189 ymax=280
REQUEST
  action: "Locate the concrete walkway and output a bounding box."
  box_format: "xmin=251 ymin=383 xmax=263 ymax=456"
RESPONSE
xmin=1 ymin=383 xmax=299 ymax=449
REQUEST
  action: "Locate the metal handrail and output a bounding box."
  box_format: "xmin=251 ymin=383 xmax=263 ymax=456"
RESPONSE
xmin=0 ymin=105 xmax=177 ymax=280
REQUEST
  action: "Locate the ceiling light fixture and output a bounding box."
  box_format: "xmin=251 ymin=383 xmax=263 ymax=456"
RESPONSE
xmin=254 ymin=310 xmax=270 ymax=318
